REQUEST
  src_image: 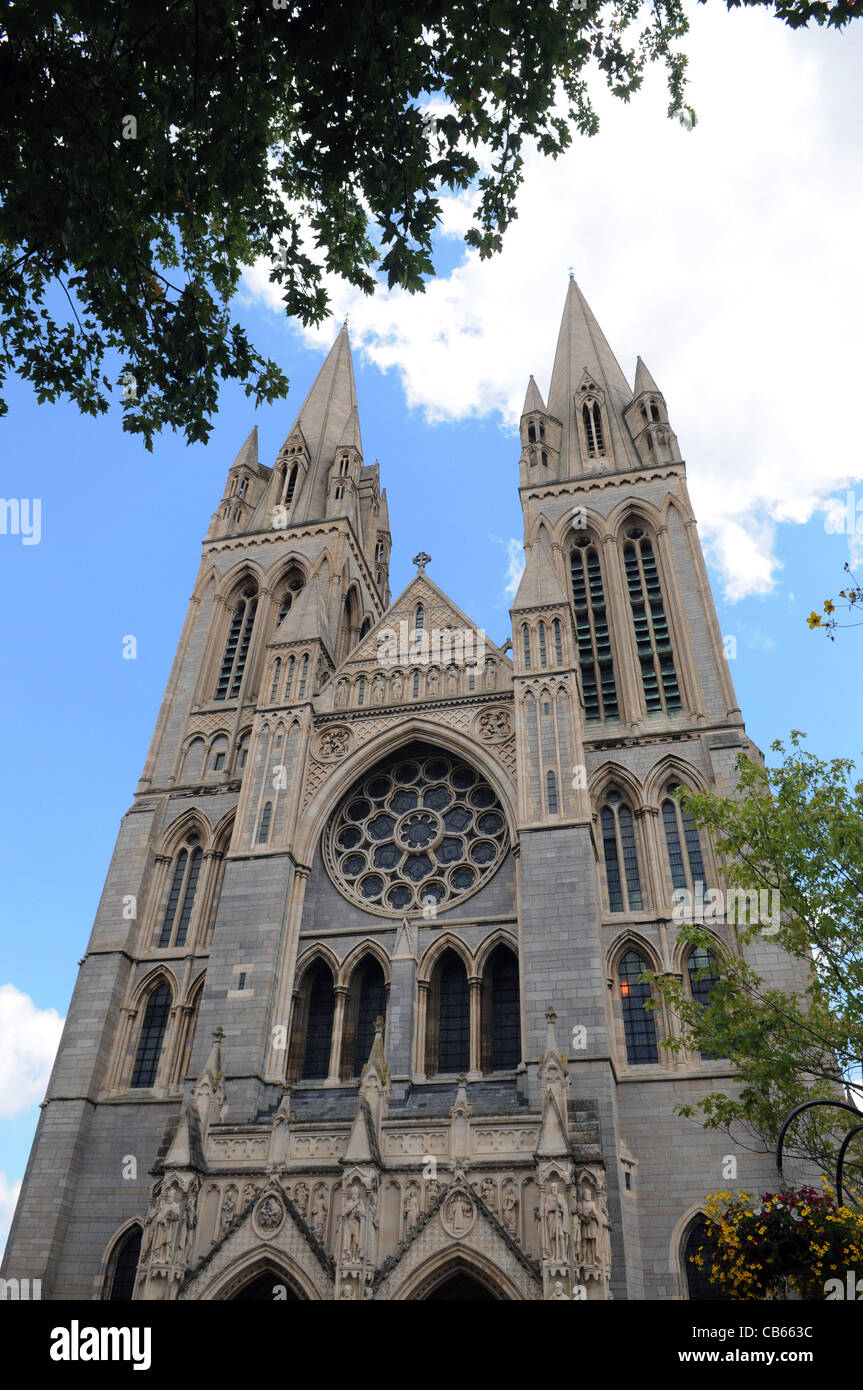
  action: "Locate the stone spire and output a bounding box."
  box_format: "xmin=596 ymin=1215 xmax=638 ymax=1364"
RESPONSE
xmin=511 ymin=531 xmax=568 ymax=614
xmin=277 ymin=324 xmax=361 ymax=521
xmin=547 ymin=278 xmax=636 ymax=476
xmin=633 ymin=355 xmax=661 ymax=397
xmin=521 ymin=375 xmax=546 ymax=416
xmin=230 ymin=426 xmax=259 ymax=473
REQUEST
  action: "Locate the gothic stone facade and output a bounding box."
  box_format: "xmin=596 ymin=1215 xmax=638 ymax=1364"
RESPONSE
xmin=3 ymin=281 xmax=804 ymax=1301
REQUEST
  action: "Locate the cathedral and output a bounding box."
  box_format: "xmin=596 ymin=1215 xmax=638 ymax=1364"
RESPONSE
xmin=3 ymin=278 xmax=796 ymax=1301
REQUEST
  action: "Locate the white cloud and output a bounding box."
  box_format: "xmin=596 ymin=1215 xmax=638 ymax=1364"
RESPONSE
xmin=244 ymin=8 xmax=863 ymax=601
xmin=0 ymin=983 xmax=64 ymax=1118
xmin=489 ymin=534 xmax=525 ymax=601
xmin=0 ymin=1172 xmax=22 ymax=1257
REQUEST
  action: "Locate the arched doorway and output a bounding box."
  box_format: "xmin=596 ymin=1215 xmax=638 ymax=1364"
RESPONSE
xmin=424 ymin=1271 xmax=499 ymax=1300
xmin=228 ymin=1268 xmax=303 ymax=1301
xmin=683 ymin=1216 xmax=730 ymax=1300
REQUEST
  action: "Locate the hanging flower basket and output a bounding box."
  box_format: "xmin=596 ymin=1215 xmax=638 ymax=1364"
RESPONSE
xmin=694 ymin=1186 xmax=863 ymax=1300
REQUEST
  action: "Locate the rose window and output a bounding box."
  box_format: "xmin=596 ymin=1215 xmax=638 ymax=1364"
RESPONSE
xmin=324 ymin=745 xmax=509 ymax=916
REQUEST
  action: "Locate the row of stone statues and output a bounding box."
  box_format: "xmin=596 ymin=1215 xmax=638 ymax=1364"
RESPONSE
xmin=333 ymin=659 xmax=499 ymax=708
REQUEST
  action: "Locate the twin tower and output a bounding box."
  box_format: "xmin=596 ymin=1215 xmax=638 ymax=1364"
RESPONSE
xmin=4 ymin=279 xmax=787 ymax=1301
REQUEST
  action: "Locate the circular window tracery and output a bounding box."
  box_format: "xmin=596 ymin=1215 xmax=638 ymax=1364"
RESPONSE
xmin=324 ymin=746 xmax=509 ymax=916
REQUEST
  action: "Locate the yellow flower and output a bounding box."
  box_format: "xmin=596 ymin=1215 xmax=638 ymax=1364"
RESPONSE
xmin=807 ymin=612 xmax=822 ymax=628
xmin=824 ymin=599 xmax=835 ymax=614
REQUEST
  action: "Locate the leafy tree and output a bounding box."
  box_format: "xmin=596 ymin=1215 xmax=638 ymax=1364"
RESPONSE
xmin=0 ymin=0 xmax=859 ymax=446
xmin=649 ymin=734 xmax=863 ymax=1201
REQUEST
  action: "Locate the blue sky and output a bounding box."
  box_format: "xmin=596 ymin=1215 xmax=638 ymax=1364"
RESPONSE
xmin=2 ymin=4 xmax=863 ymax=1250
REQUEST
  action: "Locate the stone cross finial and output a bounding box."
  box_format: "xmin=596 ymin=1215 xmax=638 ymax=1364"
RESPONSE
xmin=412 ymin=551 xmax=431 ymax=574
xmin=213 ymin=1026 xmax=225 ymax=1044
xmin=567 ymin=266 xmax=575 ymax=281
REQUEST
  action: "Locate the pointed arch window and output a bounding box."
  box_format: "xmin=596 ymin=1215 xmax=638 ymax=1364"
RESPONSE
xmin=277 ymin=571 xmax=305 ymax=625
xmin=522 ymin=623 xmax=532 ymax=671
xmin=298 ymin=653 xmax=309 ymax=699
xmin=582 ymin=399 xmax=605 ymax=457
xmin=415 ymin=604 xmax=424 ymax=634
xmin=546 ymin=770 xmax=559 ymax=815
xmin=105 ymin=1225 xmax=143 ymax=1301
xmin=528 ymin=423 xmax=537 ymax=443
xmin=623 ymin=529 xmax=681 ymax=714
xmin=358 ymin=677 xmax=366 ymax=706
xmin=688 ymin=945 xmax=720 ymax=1060
xmin=158 ymin=833 xmax=202 ymax=948
xmin=662 ymin=784 xmax=705 ymax=890
xmin=412 ymin=670 xmax=419 ymax=698
xmin=284 ymin=464 xmax=298 ymax=507
xmin=601 ymin=791 xmax=643 ymax=913
xmin=619 ymin=951 xmax=658 ymax=1064
xmin=215 ymin=585 xmax=258 ymax=700
xmin=538 ymin=621 xmax=547 ymax=668
xmin=569 ymin=536 xmax=618 ymax=721
xmin=270 ymin=658 xmax=282 ymax=703
xmin=284 ymin=654 xmax=295 ymax=701
xmin=300 ymin=963 xmax=335 ymax=1080
xmin=360 ymin=616 xmax=372 ymax=638
xmin=131 ymin=982 xmax=172 ymax=1088
xmin=437 ymin=954 xmax=469 ymax=1074
xmin=427 ymin=950 xmax=469 ymax=1076
xmin=341 ymin=957 xmax=387 ymax=1079
xmin=258 ymin=801 xmax=273 ymax=843
xmin=553 ymin=618 xmax=563 ymax=667
xmin=236 ymin=730 xmax=251 ymax=771
xmin=481 ymin=945 xmax=520 ymax=1073
xmin=650 ymin=401 xmax=661 ymax=422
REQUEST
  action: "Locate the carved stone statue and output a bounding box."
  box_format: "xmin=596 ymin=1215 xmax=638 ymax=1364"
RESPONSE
xmin=481 ymin=1178 xmax=497 ymax=1211
xmin=501 ymin=1185 xmax=519 ymax=1235
xmin=219 ymin=1186 xmax=236 ymax=1239
xmin=427 ymin=666 xmax=439 ymax=695
xmin=391 ymin=671 xmax=404 ymax=701
xmin=544 ymin=1181 xmax=569 ymax=1262
xmin=578 ymin=1181 xmax=601 ymax=1268
xmin=339 ymin=1180 xmax=366 ymax=1262
xmin=334 ymin=680 xmax=349 ymax=708
xmin=293 ymin=1181 xmax=309 ymax=1215
xmin=551 ymin=1279 xmax=570 ymax=1300
xmin=372 ymin=673 xmax=385 ymax=704
xmin=403 ymin=1186 xmax=420 ymax=1235
xmin=310 ymin=1187 xmax=328 ymax=1240
xmin=425 ymin=1178 xmax=441 ymax=1208
xmin=446 ymin=665 xmax=459 ymax=693
xmin=153 ymin=1182 xmax=183 ymax=1264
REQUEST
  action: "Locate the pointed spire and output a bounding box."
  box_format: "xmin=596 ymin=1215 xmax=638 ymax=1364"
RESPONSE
xmin=230 ymin=426 xmax=258 ymax=472
xmin=547 ymin=278 xmax=636 ymax=474
xmin=536 ymin=1089 xmax=571 ymax=1158
xmin=273 ymin=570 xmax=333 ymax=657
xmin=633 ymin=355 xmax=661 ymax=396
xmin=361 ymin=1016 xmax=387 ymax=1089
xmin=336 ymin=403 xmax=363 ymax=455
xmin=191 ymin=1027 xmax=225 ymax=1138
xmin=512 ymin=531 xmax=568 ymax=612
xmin=521 ymin=375 xmax=546 ymax=416
xmin=278 ymin=324 xmax=360 ymax=518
